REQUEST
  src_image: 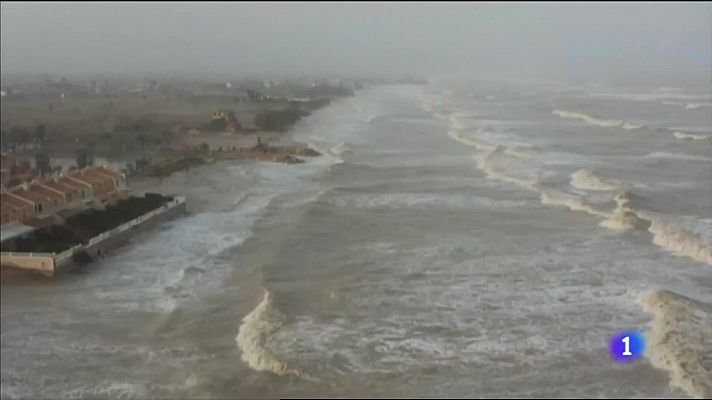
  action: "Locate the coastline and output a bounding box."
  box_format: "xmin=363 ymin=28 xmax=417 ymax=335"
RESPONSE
xmin=128 ymin=128 xmax=311 ymax=196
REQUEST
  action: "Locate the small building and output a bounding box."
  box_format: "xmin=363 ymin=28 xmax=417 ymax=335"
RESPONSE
xmin=211 ymin=109 xmax=230 ymax=120
xmin=26 ymin=183 xmax=65 ymax=213
xmin=43 ymin=179 xmax=83 ymax=204
xmin=68 ymin=166 xmax=125 ymax=202
xmin=11 ymin=183 xmax=53 ymax=215
xmin=60 ymin=176 xmax=93 ymax=202
xmin=0 ymin=166 xmax=126 ymax=227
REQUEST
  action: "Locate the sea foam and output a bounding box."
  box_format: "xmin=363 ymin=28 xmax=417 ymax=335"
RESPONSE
xmin=640 ymin=290 xmax=712 ymax=399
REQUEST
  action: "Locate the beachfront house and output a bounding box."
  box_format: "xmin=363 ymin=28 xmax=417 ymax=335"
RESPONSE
xmin=0 ymin=166 xmax=127 ymax=227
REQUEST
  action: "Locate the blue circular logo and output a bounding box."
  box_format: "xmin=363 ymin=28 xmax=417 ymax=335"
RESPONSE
xmin=609 ymin=330 xmax=645 ymax=362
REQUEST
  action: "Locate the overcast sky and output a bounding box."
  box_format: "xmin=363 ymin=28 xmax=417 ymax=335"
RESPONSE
xmin=1 ymin=2 xmax=710 ymax=83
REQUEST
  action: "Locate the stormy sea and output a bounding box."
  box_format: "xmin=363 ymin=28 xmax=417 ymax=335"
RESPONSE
xmin=2 ymin=80 xmax=711 ymax=398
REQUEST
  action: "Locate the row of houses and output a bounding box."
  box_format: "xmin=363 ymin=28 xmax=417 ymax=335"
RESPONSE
xmin=0 ymin=166 xmax=126 ymax=226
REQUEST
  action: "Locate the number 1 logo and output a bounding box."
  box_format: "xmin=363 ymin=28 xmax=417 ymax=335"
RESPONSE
xmin=621 ymin=336 xmax=632 ymax=356
xmin=609 ymin=331 xmax=644 ymax=362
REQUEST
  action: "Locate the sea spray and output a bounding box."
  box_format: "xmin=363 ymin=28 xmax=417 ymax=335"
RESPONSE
xmin=640 ymin=212 xmax=712 ymax=266
xmin=477 ymin=147 xmax=540 ymax=190
xmin=622 ymin=122 xmax=644 ymax=130
xmin=477 ymin=143 xmax=711 ymax=266
xmin=673 ymin=132 xmax=712 ymax=141
xmin=538 ymin=188 xmax=611 ymax=218
xmin=236 ymin=290 xmax=320 ymax=382
xmin=640 ymin=290 xmax=712 ymax=399
xmin=502 ymin=146 xmax=536 ymax=159
xmin=552 ymin=110 xmax=623 ymax=128
xmin=685 ymin=102 xmax=712 ymax=110
xmin=570 ymin=169 xmax=620 ymax=191
xmin=448 ymin=129 xmax=496 ymax=151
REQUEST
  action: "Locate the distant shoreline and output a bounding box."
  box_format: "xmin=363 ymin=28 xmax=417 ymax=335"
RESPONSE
xmin=128 ymin=127 xmax=315 ymax=196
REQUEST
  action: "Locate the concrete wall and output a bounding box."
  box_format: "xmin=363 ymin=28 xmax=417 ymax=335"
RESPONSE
xmin=80 ymin=199 xmax=185 ymax=257
xmin=57 ymin=197 xmax=187 ymax=275
xmin=0 ymin=253 xmax=55 ymax=276
xmin=2 ymin=197 xmax=186 ymax=278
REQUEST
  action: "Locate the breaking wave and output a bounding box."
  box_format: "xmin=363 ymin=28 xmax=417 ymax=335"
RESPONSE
xmin=502 ymin=146 xmax=536 ymax=159
xmin=553 ymin=110 xmax=644 ymax=131
xmin=448 ymin=129 xmax=496 ymax=151
xmin=477 ymin=147 xmax=540 ymax=190
xmin=600 ymin=192 xmax=712 ymax=264
xmin=236 ymin=290 xmax=319 ymax=381
xmin=685 ymin=102 xmax=712 ymax=110
xmin=622 ymin=122 xmax=643 ymax=130
xmin=640 ymin=290 xmax=712 ymax=399
xmin=570 ymin=169 xmax=620 ymax=191
xmin=599 ymin=192 xmax=649 ymax=231
xmin=538 ymin=188 xmax=610 ymax=218
xmin=330 ymin=142 xmax=353 ymax=156
xmin=480 ymin=147 xmax=711 ymax=265
xmin=673 ymin=132 xmax=712 ymax=141
xmin=552 ymin=110 xmax=623 ymax=128
xmin=446 ymin=119 xmax=711 ymax=266
xmin=641 ymin=212 xmax=712 ymax=265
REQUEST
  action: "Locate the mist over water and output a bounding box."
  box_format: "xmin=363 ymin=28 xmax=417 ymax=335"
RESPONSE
xmin=2 ymin=3 xmax=711 ymax=82
xmin=2 ymin=2 xmax=712 ymax=398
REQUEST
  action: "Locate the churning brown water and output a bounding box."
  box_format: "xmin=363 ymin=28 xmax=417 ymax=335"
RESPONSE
xmin=2 ymin=81 xmax=711 ymax=398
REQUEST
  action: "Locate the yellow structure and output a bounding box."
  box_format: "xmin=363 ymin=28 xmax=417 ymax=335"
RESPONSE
xmin=211 ymin=110 xmax=230 ymax=120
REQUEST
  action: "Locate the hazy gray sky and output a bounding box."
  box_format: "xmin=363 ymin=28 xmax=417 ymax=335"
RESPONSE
xmin=2 ymin=2 xmax=710 ymax=82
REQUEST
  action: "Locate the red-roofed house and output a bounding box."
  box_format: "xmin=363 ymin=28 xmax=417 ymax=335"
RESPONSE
xmin=1 ymin=190 xmax=36 ymax=224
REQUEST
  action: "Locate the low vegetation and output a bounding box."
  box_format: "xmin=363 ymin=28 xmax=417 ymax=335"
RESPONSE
xmin=147 ymin=155 xmax=205 ymax=177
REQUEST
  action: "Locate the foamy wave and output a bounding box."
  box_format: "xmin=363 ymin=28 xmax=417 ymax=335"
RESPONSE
xmin=599 ymin=192 xmax=649 ymax=231
xmin=641 ymin=213 xmax=712 ymax=265
xmin=478 ymin=149 xmax=610 ymax=218
xmin=553 ymin=110 xmax=623 ymax=128
xmin=448 ymin=113 xmax=470 ymax=130
xmin=330 ymin=142 xmax=352 ymax=156
xmin=597 ymin=192 xmax=712 ymax=265
xmin=599 ymin=192 xmax=711 ymax=263
xmin=478 ymin=148 xmax=540 ymax=190
xmin=448 ymin=129 xmax=496 ymax=151
xmin=686 ymin=102 xmax=712 ymax=110
xmin=552 ymin=110 xmax=645 ymax=131
xmin=673 ymin=132 xmax=712 ymax=141
xmin=502 ymin=146 xmax=536 ymax=159
xmin=600 ymin=208 xmax=645 ymax=231
xmin=451 ymin=124 xmax=711 ymax=266
xmin=538 ymin=188 xmax=610 ymax=218
xmin=570 ymin=169 xmax=620 ymax=191
xmin=640 ymin=290 xmax=712 ymax=399
xmin=236 ymin=290 xmax=318 ymax=381
xmin=622 ymin=122 xmax=643 ymax=130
